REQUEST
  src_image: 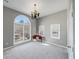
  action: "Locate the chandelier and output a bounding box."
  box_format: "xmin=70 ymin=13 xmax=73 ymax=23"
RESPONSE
xmin=31 ymin=4 xmax=40 ymax=19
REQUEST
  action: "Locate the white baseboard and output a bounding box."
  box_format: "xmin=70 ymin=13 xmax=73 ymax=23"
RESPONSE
xmin=46 ymin=42 xmax=68 ymax=49
xmin=3 ymin=40 xmax=31 ymax=52
xmin=3 ymin=41 xmax=69 ymax=52
xmin=3 ymin=45 xmax=14 ymax=52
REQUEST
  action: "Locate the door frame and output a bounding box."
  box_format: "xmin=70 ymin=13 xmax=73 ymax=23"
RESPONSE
xmin=67 ymin=0 xmax=75 ymax=59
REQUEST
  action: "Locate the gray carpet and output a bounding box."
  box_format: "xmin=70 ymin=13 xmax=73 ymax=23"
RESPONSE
xmin=3 ymin=42 xmax=68 ymax=59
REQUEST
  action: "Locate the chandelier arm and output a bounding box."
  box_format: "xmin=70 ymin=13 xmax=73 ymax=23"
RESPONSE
xmin=31 ymin=4 xmax=40 ymax=19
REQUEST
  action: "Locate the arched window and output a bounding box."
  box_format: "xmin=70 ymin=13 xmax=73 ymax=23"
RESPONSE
xmin=14 ymin=15 xmax=31 ymax=24
xmin=14 ymin=15 xmax=31 ymax=44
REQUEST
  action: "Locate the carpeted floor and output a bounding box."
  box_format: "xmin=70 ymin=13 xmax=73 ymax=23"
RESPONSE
xmin=3 ymin=42 xmax=68 ymax=59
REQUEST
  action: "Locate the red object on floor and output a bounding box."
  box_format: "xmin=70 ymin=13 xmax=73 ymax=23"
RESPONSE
xmin=32 ymin=34 xmax=45 ymax=41
xmin=32 ymin=34 xmax=42 ymax=39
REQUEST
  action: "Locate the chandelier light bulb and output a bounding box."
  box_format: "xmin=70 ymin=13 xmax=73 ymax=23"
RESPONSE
xmin=31 ymin=3 xmax=40 ymax=19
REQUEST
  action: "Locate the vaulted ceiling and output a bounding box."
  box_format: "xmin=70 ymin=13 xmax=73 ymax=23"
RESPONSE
xmin=3 ymin=0 xmax=68 ymax=17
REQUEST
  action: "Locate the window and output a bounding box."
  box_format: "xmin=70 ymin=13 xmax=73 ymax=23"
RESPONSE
xmin=14 ymin=15 xmax=31 ymax=44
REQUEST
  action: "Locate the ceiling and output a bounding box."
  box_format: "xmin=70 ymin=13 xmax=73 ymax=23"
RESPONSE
xmin=3 ymin=0 xmax=68 ymax=17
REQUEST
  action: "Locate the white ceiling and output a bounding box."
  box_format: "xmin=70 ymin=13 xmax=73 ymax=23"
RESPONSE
xmin=3 ymin=0 xmax=68 ymax=17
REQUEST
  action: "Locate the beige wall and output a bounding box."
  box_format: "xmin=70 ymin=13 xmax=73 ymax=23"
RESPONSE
xmin=3 ymin=6 xmax=36 ymax=48
xmin=3 ymin=6 xmax=67 ymax=48
xmin=39 ymin=10 xmax=67 ymax=46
